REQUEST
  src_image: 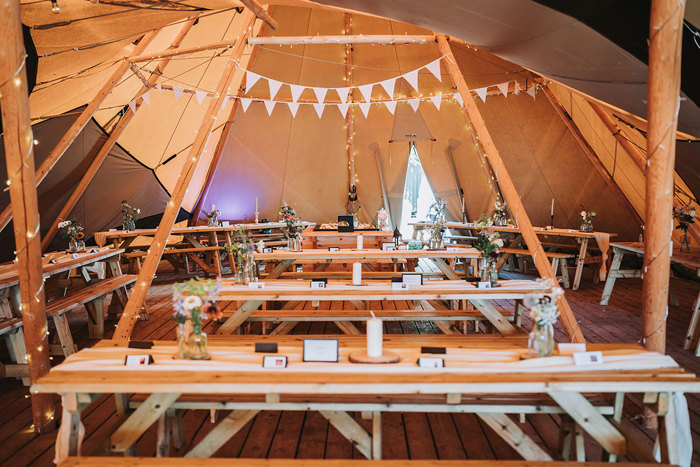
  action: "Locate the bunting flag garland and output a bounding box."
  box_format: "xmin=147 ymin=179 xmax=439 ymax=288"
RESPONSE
xmin=141 ymin=91 xmax=150 ymax=106
xmin=358 ymin=102 xmax=371 ymax=118
xmin=425 ymin=59 xmax=442 ymax=82
xmin=263 ymin=100 xmax=276 ymax=116
xmin=195 ymin=90 xmax=207 ymax=105
xmin=337 ymin=102 xmax=349 ymax=118
xmin=246 ymin=71 xmax=261 ymax=90
xmin=403 ymin=69 xmax=419 ymax=92
xmin=383 ymin=100 xmax=397 ymax=114
xmin=290 ymin=84 xmax=304 ymax=102
xmin=430 ymin=95 xmax=442 ymax=110
xmin=496 ymin=82 xmax=509 ymax=97
xmin=240 ymin=97 xmax=252 ymax=111
xmin=379 ymin=78 xmax=396 ymax=98
xmin=336 ymin=87 xmax=350 ymax=104
xmin=155 ymin=83 xmax=162 ymax=92
xmin=514 ymin=81 xmax=521 ymax=94
xmin=173 ymin=85 xmax=184 ymax=101
xmin=313 ymin=87 xmax=328 ymax=103
xmin=358 ymin=83 xmax=373 ymax=103
xmin=128 ymin=100 xmax=137 ymax=114
xmin=313 ymin=102 xmax=324 ymax=118
xmin=475 ymin=87 xmax=488 ymax=103
xmin=454 ymin=92 xmax=464 ymax=107
xmin=287 ymin=101 xmax=299 ymax=117
xmin=268 ymin=79 xmax=282 ymax=99
xmin=408 ymin=98 xmax=420 ymax=112
xmin=527 ymin=86 xmax=537 ymax=99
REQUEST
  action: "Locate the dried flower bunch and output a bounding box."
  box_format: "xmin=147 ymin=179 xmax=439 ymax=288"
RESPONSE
xmin=524 ymin=280 xmax=564 ymax=329
xmin=207 ymin=203 xmax=221 ymax=219
xmin=430 ymin=200 xmax=447 ymax=239
xmin=473 ymin=216 xmax=504 ymax=259
xmin=279 ymin=201 xmax=300 ymax=237
xmin=580 ymin=210 xmax=596 ymax=224
xmin=673 ymin=204 xmax=697 ymax=232
xmin=171 ymin=278 xmax=222 ymax=333
xmin=121 ymin=201 xmax=140 ymax=230
xmin=57 ymin=220 xmax=84 ymax=240
xmin=493 ymin=201 xmax=509 ymax=223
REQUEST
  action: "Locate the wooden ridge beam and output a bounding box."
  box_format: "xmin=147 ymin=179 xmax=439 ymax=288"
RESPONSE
xmin=113 ymin=10 xmax=259 ymax=341
xmin=0 ymin=30 xmax=158 ymax=233
xmin=541 ymin=85 xmax=643 ymax=226
xmin=0 ymin=0 xmax=55 ymax=433
xmin=435 ymin=34 xmax=585 ymax=343
xmin=241 ymin=0 xmax=277 ymax=30
xmin=643 ymin=0 xmax=686 ymax=353
xmin=191 ymin=7 xmax=273 ymax=223
xmin=248 ymin=34 xmax=435 ymax=45
xmin=39 ymin=18 xmax=198 ymax=251
xmin=127 ymin=39 xmax=237 ymax=63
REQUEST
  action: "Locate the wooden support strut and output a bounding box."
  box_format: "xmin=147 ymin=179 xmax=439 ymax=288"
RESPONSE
xmin=127 ymin=39 xmax=237 ymax=63
xmin=114 ymin=11 xmax=259 ymax=341
xmin=40 ymin=18 xmax=198 ymax=251
xmin=0 ymin=30 xmax=158 ymax=233
xmin=241 ymin=0 xmax=277 ymax=30
xmin=248 ymin=34 xmax=435 ymax=45
xmin=0 ymin=0 xmax=55 ymax=433
xmin=435 ymin=34 xmax=585 ymax=343
xmin=642 ymin=0 xmax=686 ymax=353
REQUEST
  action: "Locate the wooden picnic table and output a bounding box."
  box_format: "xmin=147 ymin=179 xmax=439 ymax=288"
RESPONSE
xmin=600 ymin=242 xmax=700 ymax=356
xmin=411 ymin=222 xmax=616 ymax=290
xmin=32 ymin=335 xmax=698 ymax=463
xmin=216 ymin=278 xmax=550 ymax=335
xmin=301 ymin=226 xmax=393 ymax=249
xmin=255 ymin=247 xmax=481 ymax=279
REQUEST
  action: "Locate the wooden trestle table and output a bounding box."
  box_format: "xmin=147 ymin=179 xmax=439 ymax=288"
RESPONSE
xmin=32 ymin=335 xmax=699 ymax=463
xmin=600 ymin=242 xmax=700 ymax=356
xmin=215 ymin=279 xmax=550 ymax=335
xmin=411 ymin=222 xmax=615 ymax=290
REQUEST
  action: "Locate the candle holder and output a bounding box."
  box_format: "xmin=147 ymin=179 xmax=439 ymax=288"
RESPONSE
xmin=349 ymin=350 xmax=400 ymax=364
xmin=255 ymin=211 xmax=259 ymax=224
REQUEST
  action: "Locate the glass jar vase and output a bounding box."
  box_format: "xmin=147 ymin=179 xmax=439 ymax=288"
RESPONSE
xmin=188 ymin=329 xmax=210 ymax=360
xmin=528 ymin=323 xmax=554 ymax=357
xmin=428 ymin=234 xmax=444 ymax=250
xmin=680 ymin=230 xmax=691 ymax=253
xmin=68 ymin=238 xmax=79 ymax=251
xmin=479 ymin=258 xmax=492 ymax=282
xmin=123 ymin=220 xmax=135 ymax=232
xmin=580 ymin=222 xmax=593 ymax=233
xmin=174 ymin=323 xmax=188 ymax=359
xmin=288 ymin=234 xmax=303 ymax=251
xmin=208 ymin=215 xmax=219 ymax=227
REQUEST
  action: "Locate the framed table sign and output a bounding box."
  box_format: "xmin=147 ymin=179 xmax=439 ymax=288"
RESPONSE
xmin=303 ymin=338 xmax=339 ymax=362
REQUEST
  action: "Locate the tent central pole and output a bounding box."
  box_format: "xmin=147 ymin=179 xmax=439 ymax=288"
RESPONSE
xmin=436 ymin=34 xmax=585 ymax=343
xmin=642 ymin=0 xmax=686 ymax=354
xmin=345 ymin=13 xmax=357 ymax=206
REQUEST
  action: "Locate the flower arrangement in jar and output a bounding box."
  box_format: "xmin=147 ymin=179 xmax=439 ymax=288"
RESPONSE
xmin=121 ymin=201 xmax=140 ymax=231
xmin=524 ymin=282 xmax=563 ymax=357
xmin=473 ymin=216 xmax=504 ymax=285
xmin=279 ymin=201 xmax=302 ymax=250
xmin=171 ymin=278 xmax=221 ymax=360
xmin=493 ymin=201 xmax=509 ymax=226
xmin=579 ymin=210 xmax=596 ymax=232
xmin=206 ymin=203 xmax=221 ymax=227
xmin=428 ymin=200 xmax=447 ymax=249
xmin=376 ymin=208 xmax=389 ymax=231
xmin=673 ymin=204 xmax=696 ymax=252
xmin=58 ymin=220 xmax=85 ymax=251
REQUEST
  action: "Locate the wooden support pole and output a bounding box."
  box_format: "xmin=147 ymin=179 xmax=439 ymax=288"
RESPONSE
xmin=113 ymin=11 xmax=258 ymax=340
xmin=248 ymin=34 xmax=435 ymax=46
xmin=0 ymin=30 xmax=158 ymax=233
xmin=436 ymin=34 xmax=584 ymax=343
xmin=369 ymin=143 xmax=393 ymax=227
xmin=642 ymin=0 xmax=685 ymax=353
xmin=345 ymin=14 xmax=356 ymax=206
xmin=0 ymin=0 xmax=55 ymax=433
xmin=241 ymin=0 xmax=277 ymax=30
xmin=191 ymin=8 xmax=273 ymax=223
xmin=541 ymin=85 xmax=643 ymax=227
xmin=445 ymin=138 xmax=469 ymax=222
xmin=40 ymin=19 xmax=197 ymax=251
xmin=127 ymin=39 xmax=237 ymax=63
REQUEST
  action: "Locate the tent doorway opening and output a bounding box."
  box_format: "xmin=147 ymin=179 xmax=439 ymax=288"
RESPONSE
xmin=399 ymin=142 xmax=437 ymax=239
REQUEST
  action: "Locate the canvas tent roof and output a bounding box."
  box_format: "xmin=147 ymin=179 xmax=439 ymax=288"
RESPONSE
xmin=0 ymin=0 xmax=698 ymax=257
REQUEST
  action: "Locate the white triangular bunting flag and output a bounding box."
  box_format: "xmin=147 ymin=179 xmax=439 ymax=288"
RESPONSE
xmin=430 ymin=95 xmax=442 ymax=110
xmin=404 ymin=70 xmax=419 ymax=92
xmin=290 ymin=84 xmax=304 ymax=102
xmin=313 ymin=87 xmax=327 ymax=104
xmin=263 ymin=100 xmax=276 ymax=116
xmin=527 ymin=86 xmax=537 ymax=99
xmin=337 ymin=103 xmax=349 ymax=117
xmin=173 ymin=86 xmax=183 ymax=101
xmin=358 ymin=102 xmax=371 ymax=118
xmin=425 ymin=59 xmax=442 ymax=82
xmin=128 ymin=99 xmax=136 ymax=114
xmin=408 ymin=99 xmax=420 ymax=112
xmin=514 ymin=81 xmax=521 ymax=95
xmin=246 ymin=71 xmax=261 ymax=91
xmin=383 ymin=100 xmax=397 ymax=114
xmin=287 ymin=101 xmax=299 ymax=117
xmin=313 ymin=103 xmax=324 ymax=118
xmin=336 ymin=87 xmax=350 ymax=104
xmin=268 ymin=79 xmax=282 ymax=99
xmin=155 ymin=83 xmax=162 ymax=92
xmin=454 ymin=92 xmax=464 ymax=107
xmin=195 ymin=90 xmax=206 ymax=105
xmin=358 ymin=83 xmax=373 ymax=103
xmin=141 ymin=91 xmax=150 ymax=106
xmin=379 ymin=78 xmax=396 ymax=99
xmin=475 ymin=87 xmax=488 ymax=103
xmin=497 ymin=82 xmax=509 ymax=97
xmin=240 ymin=97 xmax=252 ymax=112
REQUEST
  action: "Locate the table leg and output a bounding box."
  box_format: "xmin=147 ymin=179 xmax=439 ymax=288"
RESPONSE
xmin=267 ymin=259 xmax=294 ymax=279
xmin=319 ymin=410 xmax=373 ymax=459
xmin=217 ymin=300 xmax=264 ymax=334
xmin=684 ymin=289 xmax=700 ymax=351
xmin=600 ymin=249 xmax=625 ymax=305
xmin=54 ymin=393 xmax=84 ymax=464
xmin=572 ymin=238 xmax=589 ymax=290
xmin=470 ymin=299 xmax=517 ymax=334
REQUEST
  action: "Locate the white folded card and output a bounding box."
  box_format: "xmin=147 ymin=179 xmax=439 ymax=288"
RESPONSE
xmin=248 ymin=282 xmax=265 ymax=288
xmin=573 ymin=351 xmax=604 ymax=366
xmin=109 ymin=228 xmax=117 ymax=232
xmin=477 ymin=281 xmax=491 ymax=289
xmin=263 ymin=355 xmax=288 ymax=368
xmin=221 ymin=221 xmax=230 ymax=227
xmin=558 ymin=343 xmax=586 ymax=355
xmin=418 ymin=357 xmax=444 ymax=368
xmin=392 ymin=282 xmax=409 ymax=290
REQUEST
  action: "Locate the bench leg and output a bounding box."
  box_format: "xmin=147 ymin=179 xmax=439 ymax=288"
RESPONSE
xmin=52 ymin=315 xmax=77 ymax=356
xmin=157 ymin=411 xmax=172 ymax=457
xmin=85 ymin=298 xmax=105 ymax=339
xmin=560 ymin=259 xmax=571 ymax=289
xmin=170 ymin=409 xmax=185 ymax=450
xmin=684 ymin=289 xmax=700 ymax=351
xmin=7 ymin=329 xmax=29 ymax=385
xmin=600 ymin=250 xmax=624 ymax=305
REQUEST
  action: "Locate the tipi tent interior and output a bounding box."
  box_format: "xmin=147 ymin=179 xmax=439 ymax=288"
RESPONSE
xmin=1 ymin=0 xmax=700 ymax=464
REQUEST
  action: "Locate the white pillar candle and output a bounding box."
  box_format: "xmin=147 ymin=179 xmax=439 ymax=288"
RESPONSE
xmin=366 ymin=317 xmax=383 ymax=357
xmin=352 ymin=262 xmax=362 ymax=285
xmin=356 ymin=234 xmax=363 ymax=250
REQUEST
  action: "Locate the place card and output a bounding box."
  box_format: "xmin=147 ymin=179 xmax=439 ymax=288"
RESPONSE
xmin=421 ymin=346 xmax=446 ymax=355
xmin=310 ymin=279 xmax=327 ymax=288
xmin=477 ymin=281 xmax=492 ymax=289
xmin=109 ymin=228 xmax=117 ymax=232
xmin=402 ymin=273 xmax=423 ymax=286
xmin=248 ymin=282 xmax=265 ymax=288
xmin=417 ymin=357 xmax=444 ymax=368
xmin=392 ymin=282 xmax=409 ymax=290
xmin=328 ymin=247 xmax=340 ymax=252
xmin=263 ymin=355 xmax=288 ymax=368
xmin=221 ymin=221 xmax=230 ymax=227
xmin=557 ymin=343 xmax=586 ymax=355
xmin=124 ymin=354 xmax=154 ymax=366
xmin=90 ymin=248 xmax=99 ymax=253
xmin=71 ymin=253 xmax=79 ymax=259
xmin=255 ymin=342 xmax=278 ymax=353
xmin=446 ymin=246 xmax=459 ymax=251
xmin=303 ymin=338 xmax=339 ymax=362
xmin=573 ymin=351 xmax=604 ymax=366
xmin=49 ymin=259 xmax=58 ymax=264
xmin=262 ymin=247 xmax=273 ymax=253
xmin=296 ymin=265 xmax=303 ymax=273
xmin=381 ymin=242 xmax=396 ymax=251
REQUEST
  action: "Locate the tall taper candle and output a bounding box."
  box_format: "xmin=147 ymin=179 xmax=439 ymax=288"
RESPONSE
xmin=356 ymin=234 xmax=363 ymax=250
xmin=550 ymin=198 xmax=554 ymax=217
xmin=352 ymin=262 xmax=362 ymax=285
xmin=366 ymin=315 xmax=383 ymax=357
xmin=256 ymin=197 xmax=258 ymax=213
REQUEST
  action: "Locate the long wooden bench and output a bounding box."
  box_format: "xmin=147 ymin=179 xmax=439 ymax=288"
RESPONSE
xmin=124 ymin=246 xmax=223 ymax=276
xmin=498 ymin=248 xmax=574 ymax=288
xmin=239 ymin=308 xmax=519 ymax=335
xmin=0 ymin=317 xmax=28 ymax=384
xmin=45 ymin=274 xmax=137 ymax=356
